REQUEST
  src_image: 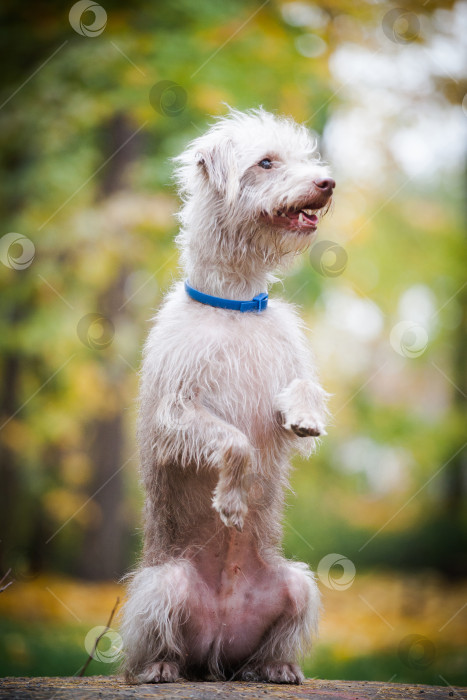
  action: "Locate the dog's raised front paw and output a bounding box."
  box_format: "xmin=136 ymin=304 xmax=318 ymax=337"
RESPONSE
xmin=290 ymin=416 xmax=323 ymax=437
xmin=275 ymin=378 xmax=329 ymax=439
xmin=212 ymin=487 xmax=248 ymax=531
xmin=281 ymin=412 xmax=325 ymax=438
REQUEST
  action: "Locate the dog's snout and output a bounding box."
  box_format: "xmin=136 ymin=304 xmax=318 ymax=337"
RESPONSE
xmin=314 ymin=178 xmax=335 ymax=194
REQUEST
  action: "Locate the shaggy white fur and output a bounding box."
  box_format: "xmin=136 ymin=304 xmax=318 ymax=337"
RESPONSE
xmin=121 ymin=108 xmax=334 ymax=684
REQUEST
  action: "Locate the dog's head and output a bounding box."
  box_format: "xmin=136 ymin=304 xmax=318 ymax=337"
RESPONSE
xmin=174 ymin=108 xmax=334 ymax=267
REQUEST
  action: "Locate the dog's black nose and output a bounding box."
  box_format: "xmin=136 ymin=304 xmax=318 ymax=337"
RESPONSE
xmin=314 ymin=178 xmax=335 ymax=194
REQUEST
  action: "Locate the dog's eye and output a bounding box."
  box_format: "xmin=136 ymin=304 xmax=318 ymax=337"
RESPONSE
xmin=258 ymin=158 xmax=273 ymax=170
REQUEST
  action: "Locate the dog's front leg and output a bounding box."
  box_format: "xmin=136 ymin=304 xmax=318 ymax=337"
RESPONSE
xmin=157 ymin=396 xmax=254 ymax=531
xmin=193 ymin=404 xmax=255 ymax=531
xmin=211 ymin=434 xmax=253 ymax=532
xmin=275 ymin=377 xmax=328 ymax=438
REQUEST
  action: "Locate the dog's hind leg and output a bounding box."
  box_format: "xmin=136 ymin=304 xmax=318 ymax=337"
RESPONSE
xmin=120 ymin=560 xmax=192 ymax=683
xmin=237 ymin=561 xmax=320 ymax=684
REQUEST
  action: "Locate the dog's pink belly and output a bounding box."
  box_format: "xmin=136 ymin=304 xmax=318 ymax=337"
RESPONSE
xmin=183 ymin=553 xmax=287 ymax=668
xmin=217 ymin=566 xmax=286 ymax=661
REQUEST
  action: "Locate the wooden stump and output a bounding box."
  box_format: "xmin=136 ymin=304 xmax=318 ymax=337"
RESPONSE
xmin=0 ymin=677 xmax=465 ymax=700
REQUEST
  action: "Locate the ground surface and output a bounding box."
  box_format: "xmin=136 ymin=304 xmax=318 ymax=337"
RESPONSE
xmin=0 ymin=676 xmax=465 ymax=700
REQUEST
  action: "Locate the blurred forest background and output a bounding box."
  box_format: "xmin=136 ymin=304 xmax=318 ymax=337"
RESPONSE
xmin=0 ymin=0 xmax=466 ymax=687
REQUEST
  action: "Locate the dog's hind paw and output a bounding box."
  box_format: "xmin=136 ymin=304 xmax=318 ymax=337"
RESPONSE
xmin=240 ymin=662 xmax=304 ymax=684
xmin=135 ymin=661 xmax=179 ymax=684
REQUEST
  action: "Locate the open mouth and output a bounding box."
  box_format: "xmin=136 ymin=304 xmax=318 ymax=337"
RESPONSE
xmin=262 ymin=207 xmax=322 ymax=233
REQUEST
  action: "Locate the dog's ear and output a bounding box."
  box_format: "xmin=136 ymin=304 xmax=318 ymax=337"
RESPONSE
xmin=195 ymin=139 xmax=238 ymax=202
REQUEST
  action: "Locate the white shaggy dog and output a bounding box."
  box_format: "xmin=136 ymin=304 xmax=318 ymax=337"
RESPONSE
xmin=121 ymin=108 xmax=335 ymax=685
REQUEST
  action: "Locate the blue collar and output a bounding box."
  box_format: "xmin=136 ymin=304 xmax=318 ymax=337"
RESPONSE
xmin=185 ymin=281 xmax=268 ymax=313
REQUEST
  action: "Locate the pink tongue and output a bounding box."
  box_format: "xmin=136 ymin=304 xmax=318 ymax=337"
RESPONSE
xmin=282 ymin=210 xmax=318 ymax=225
xmin=297 ymin=210 xmax=318 ymax=224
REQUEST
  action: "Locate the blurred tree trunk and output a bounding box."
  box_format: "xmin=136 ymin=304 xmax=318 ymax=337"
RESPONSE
xmin=444 ymin=262 xmax=467 ymax=514
xmin=78 ymin=362 xmax=126 ymax=581
xmin=0 ymin=351 xmax=21 ymax=572
xmin=77 ymin=114 xmax=141 ymax=580
xmin=435 ymin=84 xmax=467 ymax=522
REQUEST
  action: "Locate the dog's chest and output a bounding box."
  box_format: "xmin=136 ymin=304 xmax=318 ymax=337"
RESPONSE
xmin=184 ymin=305 xmax=301 ymax=436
